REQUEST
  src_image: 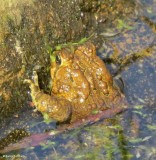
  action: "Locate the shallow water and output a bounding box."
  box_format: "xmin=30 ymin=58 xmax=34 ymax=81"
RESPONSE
xmin=0 ymin=0 xmax=156 ymax=159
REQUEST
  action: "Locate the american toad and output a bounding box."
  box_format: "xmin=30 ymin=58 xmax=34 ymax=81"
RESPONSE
xmin=25 ymin=42 xmax=127 ymax=123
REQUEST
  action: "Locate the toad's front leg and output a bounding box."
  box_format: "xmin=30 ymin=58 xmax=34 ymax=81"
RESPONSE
xmin=24 ymin=71 xmax=72 ymax=122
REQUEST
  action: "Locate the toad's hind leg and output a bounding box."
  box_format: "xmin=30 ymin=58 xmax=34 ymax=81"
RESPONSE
xmin=24 ymin=71 xmax=72 ymax=122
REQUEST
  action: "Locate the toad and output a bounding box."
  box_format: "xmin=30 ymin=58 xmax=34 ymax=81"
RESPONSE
xmin=25 ymin=42 xmax=127 ymax=123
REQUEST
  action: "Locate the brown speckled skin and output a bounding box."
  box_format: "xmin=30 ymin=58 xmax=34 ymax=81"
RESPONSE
xmin=25 ymin=42 xmax=126 ymax=123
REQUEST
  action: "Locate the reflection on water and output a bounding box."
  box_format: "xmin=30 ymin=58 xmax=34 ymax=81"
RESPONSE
xmin=0 ymin=0 xmax=156 ymax=159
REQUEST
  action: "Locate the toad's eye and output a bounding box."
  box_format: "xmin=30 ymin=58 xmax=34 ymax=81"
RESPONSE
xmin=56 ymin=55 xmax=61 ymax=65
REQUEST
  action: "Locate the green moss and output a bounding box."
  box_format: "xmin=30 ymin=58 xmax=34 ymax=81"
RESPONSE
xmin=46 ymin=34 xmax=94 ymax=63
